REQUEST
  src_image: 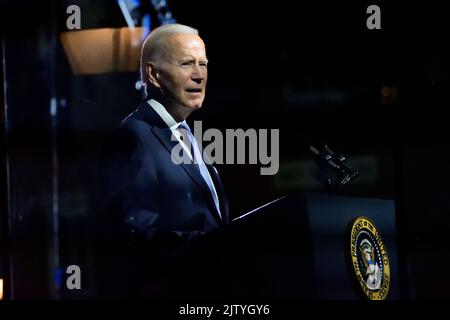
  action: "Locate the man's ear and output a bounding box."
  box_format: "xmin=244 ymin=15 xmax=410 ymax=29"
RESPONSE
xmin=146 ymin=62 xmax=160 ymax=88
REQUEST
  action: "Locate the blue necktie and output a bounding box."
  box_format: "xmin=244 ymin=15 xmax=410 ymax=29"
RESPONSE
xmin=178 ymin=122 xmax=222 ymax=219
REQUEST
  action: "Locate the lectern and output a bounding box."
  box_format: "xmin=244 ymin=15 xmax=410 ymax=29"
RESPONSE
xmin=171 ymin=193 xmax=400 ymax=300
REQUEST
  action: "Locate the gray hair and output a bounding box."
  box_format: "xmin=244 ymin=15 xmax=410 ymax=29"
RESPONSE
xmin=140 ymin=24 xmax=199 ymax=98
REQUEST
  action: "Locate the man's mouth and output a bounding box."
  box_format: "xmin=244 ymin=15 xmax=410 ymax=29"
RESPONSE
xmin=186 ymin=88 xmax=202 ymax=93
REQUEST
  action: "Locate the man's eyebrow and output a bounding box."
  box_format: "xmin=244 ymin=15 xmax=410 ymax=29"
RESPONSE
xmin=179 ymin=57 xmax=209 ymax=64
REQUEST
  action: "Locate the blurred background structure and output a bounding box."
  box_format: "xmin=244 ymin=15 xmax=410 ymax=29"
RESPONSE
xmin=1 ymin=0 xmax=450 ymax=299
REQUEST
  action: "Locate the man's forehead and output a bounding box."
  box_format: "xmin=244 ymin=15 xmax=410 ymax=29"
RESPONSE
xmin=166 ymin=34 xmax=206 ymax=53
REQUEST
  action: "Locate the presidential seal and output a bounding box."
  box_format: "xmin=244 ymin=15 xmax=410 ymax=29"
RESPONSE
xmin=349 ymin=216 xmax=390 ymax=300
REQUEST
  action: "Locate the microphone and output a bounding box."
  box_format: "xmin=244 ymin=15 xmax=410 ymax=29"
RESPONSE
xmin=309 ymin=145 xmax=359 ymax=191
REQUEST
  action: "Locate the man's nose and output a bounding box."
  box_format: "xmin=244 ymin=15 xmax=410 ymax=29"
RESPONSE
xmin=191 ymin=64 xmax=205 ymax=83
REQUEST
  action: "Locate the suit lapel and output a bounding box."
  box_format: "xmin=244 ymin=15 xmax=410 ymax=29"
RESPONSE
xmin=206 ymin=164 xmax=229 ymax=224
xmin=151 ymin=126 xmax=209 ymax=194
xmin=144 ymin=106 xmax=223 ymax=224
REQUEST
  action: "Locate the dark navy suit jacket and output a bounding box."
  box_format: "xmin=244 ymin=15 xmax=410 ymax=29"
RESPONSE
xmin=97 ymin=101 xmax=229 ymax=297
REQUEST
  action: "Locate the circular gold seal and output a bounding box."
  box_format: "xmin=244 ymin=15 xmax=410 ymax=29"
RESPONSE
xmin=349 ymin=216 xmax=390 ymax=300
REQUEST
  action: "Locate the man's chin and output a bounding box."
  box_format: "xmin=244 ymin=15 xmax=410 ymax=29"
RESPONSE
xmin=187 ymin=101 xmax=204 ymax=110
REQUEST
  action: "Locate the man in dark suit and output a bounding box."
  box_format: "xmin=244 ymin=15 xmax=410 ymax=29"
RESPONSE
xmin=97 ymin=24 xmax=229 ymax=298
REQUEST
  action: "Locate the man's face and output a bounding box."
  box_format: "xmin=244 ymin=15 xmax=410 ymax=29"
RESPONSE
xmin=154 ymin=34 xmax=208 ymax=113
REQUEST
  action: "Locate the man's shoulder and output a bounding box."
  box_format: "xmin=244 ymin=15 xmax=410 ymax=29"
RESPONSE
xmin=112 ymin=119 xmax=153 ymax=153
xmin=119 ymin=103 xmax=155 ymax=136
xmin=101 ymin=115 xmax=154 ymax=164
xmin=103 ymin=101 xmax=162 ymax=154
xmin=120 ymin=100 xmax=161 ymax=133
xmin=121 ymin=111 xmax=150 ymax=132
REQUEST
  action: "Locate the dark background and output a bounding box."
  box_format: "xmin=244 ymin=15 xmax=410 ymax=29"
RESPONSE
xmin=1 ymin=0 xmax=449 ymax=299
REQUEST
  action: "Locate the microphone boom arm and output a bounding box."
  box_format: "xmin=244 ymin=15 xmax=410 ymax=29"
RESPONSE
xmin=309 ymin=145 xmax=359 ymax=192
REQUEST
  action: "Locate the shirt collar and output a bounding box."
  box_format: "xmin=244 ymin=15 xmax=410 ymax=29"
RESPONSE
xmin=147 ymin=99 xmax=182 ymax=131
